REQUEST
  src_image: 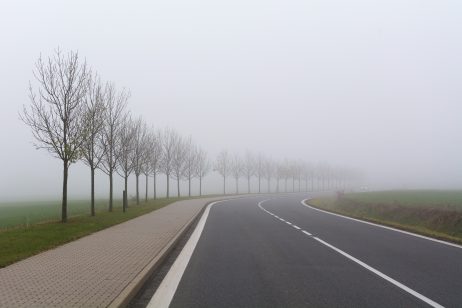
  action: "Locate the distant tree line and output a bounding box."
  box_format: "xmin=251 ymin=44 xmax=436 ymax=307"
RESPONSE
xmin=214 ymin=150 xmax=360 ymax=195
xmin=21 ymin=49 xmax=359 ymax=223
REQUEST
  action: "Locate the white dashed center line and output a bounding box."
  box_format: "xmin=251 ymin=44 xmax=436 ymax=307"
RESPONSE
xmin=257 ymin=198 xmax=444 ymax=308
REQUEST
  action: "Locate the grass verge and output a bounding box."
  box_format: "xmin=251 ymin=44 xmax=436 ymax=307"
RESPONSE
xmin=0 ymin=197 xmax=186 ymax=268
xmin=308 ymin=190 xmax=462 ymax=245
xmin=0 ymin=199 xmax=123 ymax=228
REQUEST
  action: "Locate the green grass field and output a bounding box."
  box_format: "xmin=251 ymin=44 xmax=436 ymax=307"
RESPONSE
xmin=309 ymin=190 xmax=462 ymax=244
xmin=342 ymin=190 xmax=462 ymax=209
xmin=0 ymin=199 xmax=123 ymax=229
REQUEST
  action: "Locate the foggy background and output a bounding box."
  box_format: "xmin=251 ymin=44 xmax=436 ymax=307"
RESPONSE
xmin=1 ymin=0 xmax=461 ymax=201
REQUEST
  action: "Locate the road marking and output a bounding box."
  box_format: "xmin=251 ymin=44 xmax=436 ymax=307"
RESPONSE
xmin=258 ymin=198 xmax=444 ymax=308
xmin=301 ymin=199 xmax=462 ymax=249
xmin=313 ymin=237 xmax=444 ymax=308
xmin=147 ymin=199 xmax=231 ymax=308
xmin=293 ymin=225 xmax=301 ymax=230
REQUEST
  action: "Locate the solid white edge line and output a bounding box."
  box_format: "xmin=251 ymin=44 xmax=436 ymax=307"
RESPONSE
xmin=260 ymin=197 xmax=444 ymax=307
xmin=313 ymin=237 xmax=444 ymax=308
xmin=147 ymin=199 xmax=229 ymax=308
xmin=301 ymin=199 xmax=462 ymax=249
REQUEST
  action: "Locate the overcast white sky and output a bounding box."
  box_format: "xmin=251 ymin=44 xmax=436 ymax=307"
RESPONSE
xmin=0 ymin=0 xmax=461 ymax=200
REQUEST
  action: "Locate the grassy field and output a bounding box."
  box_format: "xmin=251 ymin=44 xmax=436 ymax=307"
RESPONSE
xmin=340 ymin=190 xmax=462 ymax=209
xmin=309 ymin=190 xmax=462 ymax=244
xmin=0 ymin=199 xmax=123 ymax=229
xmin=0 ymin=197 xmax=186 ymax=268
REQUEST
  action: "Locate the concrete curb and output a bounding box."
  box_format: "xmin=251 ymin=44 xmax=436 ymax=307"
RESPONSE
xmin=107 ymin=200 xmax=212 ymax=308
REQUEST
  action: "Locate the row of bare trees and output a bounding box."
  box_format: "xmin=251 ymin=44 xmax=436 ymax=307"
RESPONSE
xmin=21 ymin=50 xmax=213 ymax=222
xmin=21 ymin=49 xmax=359 ymax=224
xmin=214 ymin=150 xmax=360 ymax=195
xmin=159 ymin=129 xmax=211 ymax=199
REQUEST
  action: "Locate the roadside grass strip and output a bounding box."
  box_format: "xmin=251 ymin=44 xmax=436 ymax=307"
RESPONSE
xmin=302 ymin=199 xmax=462 ymax=250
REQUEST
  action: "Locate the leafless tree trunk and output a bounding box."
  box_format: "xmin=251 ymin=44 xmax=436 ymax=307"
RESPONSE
xmin=276 ymin=162 xmax=284 ymax=193
xmin=243 ymin=151 xmax=255 ymax=194
xmin=183 ymin=137 xmax=198 ymax=197
xmin=21 ymin=49 xmax=90 ymax=223
xmin=116 ymin=115 xmax=135 ymax=211
xmin=141 ymin=130 xmax=153 ymax=203
xmin=195 ymin=148 xmax=210 ymax=197
xmin=153 ymin=174 xmax=157 ymax=199
xmin=160 ymin=128 xmax=179 ymax=198
xmin=264 ymin=159 xmax=273 ymax=193
xmin=148 ymin=130 xmax=162 ymax=200
xmin=145 ymin=174 xmax=149 ymax=202
xmin=172 ymin=136 xmax=187 ymax=197
xmin=230 ymin=154 xmax=243 ymax=195
xmin=256 ymin=154 xmax=264 ymax=194
xmin=215 ymin=150 xmax=229 ymax=194
xmin=81 ymin=73 xmax=106 ymax=216
xmin=132 ymin=117 xmax=148 ymax=205
xmin=100 ymin=83 xmax=129 ymax=211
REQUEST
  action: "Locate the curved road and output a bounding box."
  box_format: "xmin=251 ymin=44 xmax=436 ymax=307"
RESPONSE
xmin=152 ymin=194 xmax=462 ymax=307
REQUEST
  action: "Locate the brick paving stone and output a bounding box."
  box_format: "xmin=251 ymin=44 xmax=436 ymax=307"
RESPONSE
xmin=0 ymin=197 xmax=229 ymax=308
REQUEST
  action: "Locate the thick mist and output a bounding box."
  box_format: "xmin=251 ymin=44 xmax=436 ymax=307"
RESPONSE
xmin=1 ymin=0 xmax=461 ymax=201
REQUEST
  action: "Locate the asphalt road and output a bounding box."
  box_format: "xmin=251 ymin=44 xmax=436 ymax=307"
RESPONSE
xmin=162 ymin=194 xmax=462 ymax=307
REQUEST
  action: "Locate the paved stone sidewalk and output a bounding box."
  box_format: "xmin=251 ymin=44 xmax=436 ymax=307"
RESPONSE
xmin=0 ymin=197 xmax=227 ymax=308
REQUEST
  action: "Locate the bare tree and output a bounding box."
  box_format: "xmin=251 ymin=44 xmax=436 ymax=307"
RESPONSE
xmin=141 ymin=128 xmax=156 ymax=203
xmin=132 ymin=117 xmax=148 ymax=205
xmin=289 ymin=161 xmax=297 ymax=192
xmin=81 ymin=73 xmax=106 ymax=216
xmin=141 ymin=134 xmax=152 ymax=203
xmin=160 ymin=128 xmax=179 ymax=198
xmin=171 ymin=136 xmax=187 ymax=197
xmin=230 ymin=154 xmax=243 ymax=194
xmin=183 ymin=137 xmax=198 ymax=197
xmin=150 ymin=129 xmax=163 ymax=199
xmin=282 ymin=159 xmax=290 ymax=192
xmin=215 ymin=150 xmax=229 ymax=194
xmin=195 ymin=148 xmax=210 ymax=196
xmin=264 ymin=159 xmax=274 ymax=193
xmin=275 ymin=161 xmax=284 ymax=193
xmin=100 ymin=83 xmax=129 ymax=211
xmin=116 ymin=115 xmax=135 ymax=211
xmin=294 ymin=161 xmax=303 ymax=192
xmin=243 ymin=151 xmax=255 ymax=194
xmin=317 ymin=163 xmax=329 ymax=191
xmin=21 ymin=49 xmax=90 ymax=223
xmin=256 ymin=153 xmax=265 ymax=193
xmin=305 ymin=163 xmax=314 ymax=192
xmin=302 ymin=162 xmax=311 ymax=192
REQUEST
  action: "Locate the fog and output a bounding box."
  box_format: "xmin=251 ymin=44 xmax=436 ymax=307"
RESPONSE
xmin=1 ymin=0 xmax=461 ymax=201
